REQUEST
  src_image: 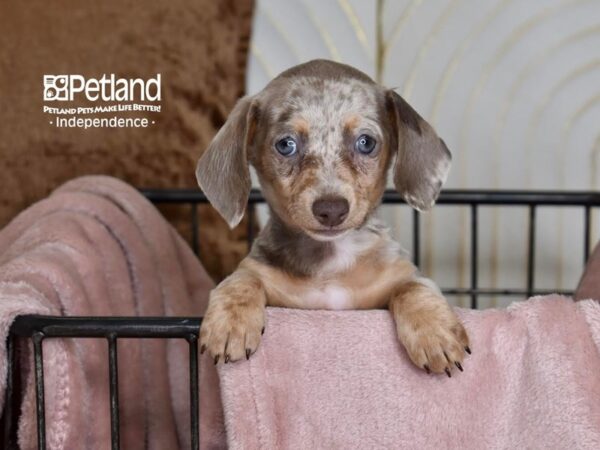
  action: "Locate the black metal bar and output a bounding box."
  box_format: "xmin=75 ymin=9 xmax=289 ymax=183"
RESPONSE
xmin=191 ymin=203 xmax=199 ymax=257
xmin=188 ymin=335 xmax=199 ymax=450
xmin=108 ymin=335 xmax=120 ymax=450
xmin=470 ymin=205 xmax=478 ymax=309
xmin=442 ymin=288 xmax=573 ymax=296
xmin=2 ymin=334 xmax=16 ymax=449
xmin=140 ymin=189 xmax=265 ymax=204
xmin=10 ymin=316 xmax=202 ymax=338
xmin=33 ymin=332 xmax=46 ymax=450
xmin=430 ymin=190 xmax=600 ymax=206
xmin=584 ymin=206 xmax=591 ymax=264
xmin=140 ymin=188 xmax=600 ymax=207
xmin=527 ymin=206 xmax=536 ymax=297
xmin=247 ymin=203 xmax=255 ymax=250
xmin=412 ymin=210 xmax=420 ymax=267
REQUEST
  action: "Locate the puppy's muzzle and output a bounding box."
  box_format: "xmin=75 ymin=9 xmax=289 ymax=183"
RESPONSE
xmin=312 ymin=196 xmax=349 ymax=227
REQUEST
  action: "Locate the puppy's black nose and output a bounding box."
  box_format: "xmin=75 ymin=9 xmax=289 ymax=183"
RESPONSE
xmin=312 ymin=196 xmax=349 ymax=227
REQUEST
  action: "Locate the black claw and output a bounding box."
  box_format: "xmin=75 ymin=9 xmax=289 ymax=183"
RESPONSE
xmin=224 ymin=354 xmax=230 ymax=363
xmin=424 ymin=364 xmax=431 ymax=374
xmin=465 ymin=346 xmax=472 ymax=355
xmin=214 ymin=355 xmax=220 ymax=365
xmin=200 ymin=344 xmax=207 ymax=354
xmin=261 ymin=327 xmax=265 ymax=335
xmin=246 ymin=348 xmax=251 ymax=360
xmin=445 ymin=368 xmax=452 ymax=378
xmin=455 ymin=361 xmax=463 ymax=372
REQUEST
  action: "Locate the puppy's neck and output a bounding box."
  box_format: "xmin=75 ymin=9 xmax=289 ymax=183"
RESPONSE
xmin=251 ymin=210 xmax=382 ymax=278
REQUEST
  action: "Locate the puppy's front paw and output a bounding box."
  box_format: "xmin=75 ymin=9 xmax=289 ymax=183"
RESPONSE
xmin=200 ymin=286 xmax=265 ymax=364
xmin=392 ymin=289 xmax=470 ymax=376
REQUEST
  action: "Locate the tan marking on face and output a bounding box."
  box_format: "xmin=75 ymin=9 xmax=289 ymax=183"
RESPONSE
xmin=257 ymin=155 xmax=323 ymax=232
xmin=291 ymin=117 xmax=310 ymax=136
xmin=343 ymin=114 xmax=361 ymax=132
xmin=337 ymin=117 xmax=393 ymax=225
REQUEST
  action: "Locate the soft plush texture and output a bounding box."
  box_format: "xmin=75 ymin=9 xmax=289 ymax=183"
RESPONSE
xmin=0 ymin=176 xmax=223 ymax=449
xmin=3 ymin=178 xmax=599 ymax=449
xmin=218 ymin=296 xmax=600 ymax=449
xmin=0 ymin=0 xmax=255 ymax=281
xmin=576 ymin=241 xmax=600 ymax=301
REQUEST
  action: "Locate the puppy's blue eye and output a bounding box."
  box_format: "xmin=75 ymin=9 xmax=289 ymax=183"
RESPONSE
xmin=355 ymin=134 xmax=376 ymax=154
xmin=275 ymin=137 xmax=297 ymax=156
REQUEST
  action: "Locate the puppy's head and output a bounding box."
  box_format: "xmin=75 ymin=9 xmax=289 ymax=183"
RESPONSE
xmin=196 ymin=60 xmax=451 ymax=240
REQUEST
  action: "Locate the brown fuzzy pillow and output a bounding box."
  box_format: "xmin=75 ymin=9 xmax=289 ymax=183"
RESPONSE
xmin=0 ymin=0 xmax=255 ymax=281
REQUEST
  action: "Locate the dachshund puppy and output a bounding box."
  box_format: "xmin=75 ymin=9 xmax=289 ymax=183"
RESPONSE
xmin=196 ymin=60 xmax=470 ymax=376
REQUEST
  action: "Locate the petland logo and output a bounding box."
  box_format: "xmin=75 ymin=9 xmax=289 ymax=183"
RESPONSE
xmin=44 ymin=74 xmax=161 ymax=102
xmin=43 ymin=74 xmax=162 ymax=129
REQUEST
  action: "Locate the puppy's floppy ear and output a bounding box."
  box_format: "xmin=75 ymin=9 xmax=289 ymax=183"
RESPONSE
xmin=196 ymin=96 xmax=258 ymax=228
xmin=386 ymin=90 xmax=451 ymax=211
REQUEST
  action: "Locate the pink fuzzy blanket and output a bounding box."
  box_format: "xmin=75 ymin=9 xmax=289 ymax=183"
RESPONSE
xmin=218 ymin=297 xmax=600 ymax=449
xmin=3 ymin=176 xmax=600 ymax=449
xmin=0 ymin=176 xmax=223 ymax=449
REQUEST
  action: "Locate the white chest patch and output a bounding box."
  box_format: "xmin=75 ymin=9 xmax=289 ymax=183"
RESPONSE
xmin=304 ymin=284 xmax=353 ymax=310
xmin=281 ymin=220 xmax=405 ymax=310
xmin=320 ymin=230 xmax=378 ymax=275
